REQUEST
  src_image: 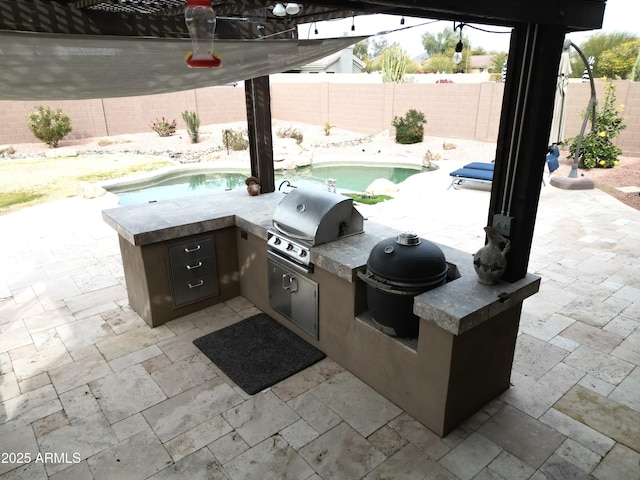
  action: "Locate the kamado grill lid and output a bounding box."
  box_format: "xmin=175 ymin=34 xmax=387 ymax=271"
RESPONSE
xmin=367 ymin=231 xmax=447 ymax=287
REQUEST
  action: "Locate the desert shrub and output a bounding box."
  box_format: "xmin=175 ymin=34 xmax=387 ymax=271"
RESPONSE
xmin=277 ymin=126 xmax=303 ymax=144
xmin=568 ymin=80 xmax=626 ymax=168
xmin=392 ymin=109 xmax=426 ymax=144
xmin=181 ymin=110 xmax=200 ymax=144
xmin=151 ymin=117 xmax=177 ymax=137
xmin=222 ymin=128 xmax=249 ymax=150
xmin=323 ymin=123 xmax=335 ymax=136
xmin=26 ymin=105 xmax=72 ymax=148
xmin=570 ymin=132 xmax=622 ymax=169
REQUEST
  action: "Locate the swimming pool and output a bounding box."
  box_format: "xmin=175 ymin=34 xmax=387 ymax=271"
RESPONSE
xmin=106 ymin=163 xmax=429 ymax=206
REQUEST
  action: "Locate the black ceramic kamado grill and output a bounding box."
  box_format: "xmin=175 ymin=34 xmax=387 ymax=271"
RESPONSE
xmin=359 ymin=231 xmax=448 ymax=338
xmin=267 ymin=187 xmax=364 ymax=271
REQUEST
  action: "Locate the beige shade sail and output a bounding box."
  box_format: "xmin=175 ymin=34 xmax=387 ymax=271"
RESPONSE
xmin=0 ymin=31 xmax=367 ymax=100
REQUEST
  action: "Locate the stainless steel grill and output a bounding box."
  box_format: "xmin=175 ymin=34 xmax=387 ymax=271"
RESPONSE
xmin=267 ymin=187 xmax=364 ymax=269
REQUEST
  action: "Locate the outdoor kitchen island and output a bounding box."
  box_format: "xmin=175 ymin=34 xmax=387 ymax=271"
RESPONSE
xmin=103 ymin=188 xmax=540 ymax=436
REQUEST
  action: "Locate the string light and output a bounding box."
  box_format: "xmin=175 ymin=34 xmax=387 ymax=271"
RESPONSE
xmin=452 ymin=22 xmax=464 ymax=65
xmin=285 ymin=3 xmax=300 ymax=15
xmin=272 ymin=3 xmax=301 ymax=17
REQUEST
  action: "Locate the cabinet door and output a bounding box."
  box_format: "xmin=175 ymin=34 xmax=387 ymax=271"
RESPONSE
xmin=268 ymin=259 xmax=292 ymax=319
xmin=291 ymin=275 xmax=318 ymax=340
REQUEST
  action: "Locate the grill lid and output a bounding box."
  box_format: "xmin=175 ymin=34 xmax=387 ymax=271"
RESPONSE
xmin=272 ymin=187 xmax=364 ymax=246
xmin=366 ymin=231 xmax=448 ymax=287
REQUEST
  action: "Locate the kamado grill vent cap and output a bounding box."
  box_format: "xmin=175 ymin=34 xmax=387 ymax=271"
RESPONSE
xmin=395 ymin=231 xmax=421 ymax=246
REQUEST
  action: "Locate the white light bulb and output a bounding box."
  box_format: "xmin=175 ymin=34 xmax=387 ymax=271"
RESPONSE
xmin=452 ymin=40 xmax=463 ymax=65
xmin=285 ymin=3 xmax=300 ymax=15
xmin=272 ymin=3 xmax=286 ymax=16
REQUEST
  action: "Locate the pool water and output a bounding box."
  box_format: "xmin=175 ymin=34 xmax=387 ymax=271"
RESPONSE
xmin=109 ymin=164 xmax=426 ymax=206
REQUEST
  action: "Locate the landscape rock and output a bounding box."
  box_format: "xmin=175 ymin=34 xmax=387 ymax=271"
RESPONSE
xmin=77 ymin=181 xmax=106 ymax=199
xmin=294 ymin=151 xmax=313 ymax=168
xmin=423 ymin=150 xmax=433 ymax=168
xmin=45 ymin=147 xmax=78 ymax=158
xmin=97 ymin=137 xmax=117 ymax=146
xmin=365 ymin=178 xmax=399 ymax=195
xmin=0 ymin=145 xmax=16 ymax=156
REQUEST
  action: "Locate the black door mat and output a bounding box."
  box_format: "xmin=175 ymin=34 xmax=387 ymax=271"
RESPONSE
xmin=193 ymin=313 xmax=326 ymax=395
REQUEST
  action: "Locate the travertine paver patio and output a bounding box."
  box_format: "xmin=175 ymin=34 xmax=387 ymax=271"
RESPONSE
xmin=0 ymin=161 xmax=639 ymax=479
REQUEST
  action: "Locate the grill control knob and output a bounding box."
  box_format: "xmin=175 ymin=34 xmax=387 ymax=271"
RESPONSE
xmin=300 ymin=250 xmax=307 ymax=257
xmin=286 ymin=243 xmax=294 ymax=251
xmin=273 ymin=237 xmax=281 ymax=245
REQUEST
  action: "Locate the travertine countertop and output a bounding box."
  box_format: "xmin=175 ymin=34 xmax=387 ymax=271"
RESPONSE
xmin=103 ymin=189 xmax=539 ymax=335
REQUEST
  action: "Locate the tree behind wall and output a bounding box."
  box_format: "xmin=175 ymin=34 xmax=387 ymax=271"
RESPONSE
xmin=421 ymin=27 xmax=470 ymax=56
xmin=571 ymin=32 xmax=639 ymax=78
xmin=598 ymin=39 xmax=640 ymax=79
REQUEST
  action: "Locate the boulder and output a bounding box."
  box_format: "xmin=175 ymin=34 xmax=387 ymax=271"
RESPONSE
xmin=273 ymin=157 xmax=297 ymax=171
xmin=364 ymin=178 xmax=399 ymax=195
xmin=294 ymin=151 xmax=313 ymax=168
xmin=0 ymin=145 xmax=16 ymax=156
xmin=77 ymin=181 xmax=106 ymax=199
xmin=273 ymin=137 xmax=301 ymax=162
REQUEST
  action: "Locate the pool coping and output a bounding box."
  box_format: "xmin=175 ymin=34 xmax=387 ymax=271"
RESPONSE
xmin=98 ymin=156 xmax=429 ymax=188
xmin=98 ymin=161 xmax=251 ymax=191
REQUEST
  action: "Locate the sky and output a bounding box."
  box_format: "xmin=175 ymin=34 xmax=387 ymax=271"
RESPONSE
xmin=299 ymin=0 xmax=640 ymax=58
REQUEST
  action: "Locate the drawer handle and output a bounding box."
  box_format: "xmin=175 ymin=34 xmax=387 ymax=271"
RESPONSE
xmin=186 ymin=261 xmax=203 ymax=270
xmin=184 ymin=245 xmax=201 ymax=253
xmin=188 ymin=280 xmax=204 ymax=289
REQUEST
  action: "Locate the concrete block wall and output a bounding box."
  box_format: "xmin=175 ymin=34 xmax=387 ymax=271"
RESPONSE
xmin=272 ymin=82 xmax=506 ymax=143
xmin=614 ymin=81 xmax=640 ymax=156
xmin=192 ymin=86 xmax=247 ymax=126
xmin=102 ymin=90 xmax=195 ymax=137
xmin=1 ymin=80 xmax=638 ymax=157
xmin=271 ymin=82 xmax=329 ymax=128
xmin=100 ymin=87 xmax=248 ymax=137
xmin=0 ymin=86 xmax=246 ymax=144
xmin=327 ymin=83 xmax=388 ymax=134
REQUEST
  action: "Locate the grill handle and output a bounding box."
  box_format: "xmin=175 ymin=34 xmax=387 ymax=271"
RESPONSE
xmin=272 ymin=220 xmax=314 ymax=243
xmin=282 ymin=274 xmax=299 ymax=293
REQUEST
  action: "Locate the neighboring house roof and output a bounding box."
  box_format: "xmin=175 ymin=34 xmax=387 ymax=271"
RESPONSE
xmin=299 ymin=49 xmax=365 ymax=73
xmin=470 ymin=55 xmax=495 ymax=70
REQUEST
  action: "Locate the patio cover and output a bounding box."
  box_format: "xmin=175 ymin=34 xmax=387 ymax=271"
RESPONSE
xmin=0 ymin=31 xmax=366 ymax=100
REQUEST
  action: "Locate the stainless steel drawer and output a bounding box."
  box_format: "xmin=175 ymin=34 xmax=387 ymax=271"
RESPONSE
xmin=167 ymin=235 xmax=218 ymax=307
xmin=171 ymin=274 xmax=218 ymax=307
xmin=170 ymin=256 xmax=216 ymax=284
xmin=168 ymin=237 xmax=214 ymax=266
